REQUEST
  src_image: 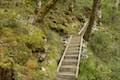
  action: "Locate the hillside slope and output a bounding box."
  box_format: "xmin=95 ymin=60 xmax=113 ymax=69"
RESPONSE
xmin=0 ymin=0 xmax=82 ymax=80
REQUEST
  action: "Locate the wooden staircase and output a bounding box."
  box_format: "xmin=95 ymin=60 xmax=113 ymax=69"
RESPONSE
xmin=56 ymin=35 xmax=83 ymax=80
xmin=56 ymin=22 xmax=88 ymax=80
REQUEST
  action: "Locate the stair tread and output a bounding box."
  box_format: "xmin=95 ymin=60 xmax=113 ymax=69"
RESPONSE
xmin=57 ymin=35 xmax=82 ymax=80
xmin=65 ymin=54 xmax=78 ymax=57
xmin=66 ymin=50 xmax=79 ymax=52
xmin=58 ymin=72 xmax=76 ymax=76
xmin=61 ymin=65 xmax=77 ymax=68
xmin=66 ymin=51 xmax=79 ymax=53
xmin=63 ymin=58 xmax=78 ymax=61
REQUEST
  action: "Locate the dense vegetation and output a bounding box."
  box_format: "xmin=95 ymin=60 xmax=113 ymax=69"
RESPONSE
xmin=0 ymin=0 xmax=82 ymax=80
xmin=0 ymin=0 xmax=120 ymax=80
xmin=78 ymin=0 xmax=120 ymax=80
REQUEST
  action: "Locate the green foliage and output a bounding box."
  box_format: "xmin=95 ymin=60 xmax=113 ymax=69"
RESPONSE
xmin=75 ymin=0 xmax=93 ymax=17
xmin=29 ymin=69 xmax=47 ymax=80
xmin=0 ymin=57 xmax=14 ymax=68
xmin=78 ymin=49 xmax=111 ymax=80
xmin=88 ymin=26 xmax=120 ymax=80
xmin=101 ymin=0 xmax=113 ymax=24
xmin=0 ymin=0 xmax=100 ymax=80
xmin=46 ymin=30 xmax=62 ymax=48
xmin=0 ymin=27 xmax=16 ymax=43
xmin=39 ymin=30 xmax=63 ymax=80
xmin=90 ymin=27 xmax=120 ymax=61
xmin=25 ymin=27 xmax=45 ymax=49
xmin=78 ymin=0 xmax=120 ymax=77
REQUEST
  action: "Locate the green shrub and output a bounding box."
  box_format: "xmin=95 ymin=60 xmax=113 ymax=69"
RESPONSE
xmin=88 ymin=26 xmax=120 ymax=80
xmin=78 ymin=49 xmax=111 ymax=80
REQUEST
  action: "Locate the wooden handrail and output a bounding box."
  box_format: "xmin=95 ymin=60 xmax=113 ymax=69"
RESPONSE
xmin=76 ymin=21 xmax=88 ymax=78
xmin=57 ymin=21 xmax=88 ymax=78
xmin=78 ymin=21 xmax=88 ymax=35
xmin=76 ymin=37 xmax=83 ymax=78
xmin=57 ymin=35 xmax=73 ymax=71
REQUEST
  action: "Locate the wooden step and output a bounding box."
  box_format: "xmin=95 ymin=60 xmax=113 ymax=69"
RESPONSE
xmin=69 ymin=45 xmax=80 ymax=48
xmin=69 ymin=44 xmax=80 ymax=47
xmin=64 ymin=55 xmax=78 ymax=59
xmin=67 ymin=47 xmax=79 ymax=51
xmin=65 ymin=52 xmax=79 ymax=56
xmin=69 ymin=43 xmax=80 ymax=45
xmin=59 ymin=65 xmax=77 ymax=73
xmin=71 ymin=37 xmax=80 ymax=40
xmin=66 ymin=50 xmax=79 ymax=54
xmin=65 ymin=54 xmax=78 ymax=57
xmin=62 ymin=59 xmax=78 ymax=65
xmin=64 ymin=58 xmax=78 ymax=61
xmin=56 ymin=35 xmax=82 ymax=80
xmin=56 ymin=77 xmax=75 ymax=80
xmin=70 ymin=39 xmax=80 ymax=42
xmin=70 ymin=41 xmax=80 ymax=44
xmin=57 ymin=72 xmax=76 ymax=80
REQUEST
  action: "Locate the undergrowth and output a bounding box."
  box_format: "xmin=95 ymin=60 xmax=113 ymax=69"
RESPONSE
xmin=79 ymin=25 xmax=120 ymax=80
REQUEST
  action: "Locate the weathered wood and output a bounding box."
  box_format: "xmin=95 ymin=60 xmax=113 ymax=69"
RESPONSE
xmin=76 ymin=37 xmax=83 ymax=78
xmin=56 ymin=21 xmax=88 ymax=80
xmin=57 ymin=35 xmax=72 ymax=72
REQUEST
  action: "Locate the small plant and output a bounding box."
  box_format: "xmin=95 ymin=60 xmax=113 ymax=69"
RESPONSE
xmin=26 ymin=56 xmax=38 ymax=70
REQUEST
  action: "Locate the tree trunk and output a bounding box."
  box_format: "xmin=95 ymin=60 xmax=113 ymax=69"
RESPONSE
xmin=111 ymin=0 xmax=119 ymax=22
xmin=35 ymin=0 xmax=42 ymax=13
xmin=114 ymin=0 xmax=119 ymax=12
xmin=84 ymin=0 xmax=101 ymax=41
xmin=36 ymin=0 xmax=58 ymax=23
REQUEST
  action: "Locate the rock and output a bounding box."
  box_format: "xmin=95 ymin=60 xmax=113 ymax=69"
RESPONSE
xmin=41 ymin=67 xmax=46 ymax=72
xmin=48 ymin=60 xmax=53 ymax=65
xmin=37 ymin=53 xmax=47 ymax=62
xmin=81 ymin=41 xmax=88 ymax=59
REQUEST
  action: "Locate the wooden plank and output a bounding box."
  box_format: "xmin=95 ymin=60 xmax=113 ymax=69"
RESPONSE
xmin=76 ymin=37 xmax=83 ymax=78
xmin=57 ymin=35 xmax=73 ymax=71
xmin=76 ymin=21 xmax=88 ymax=78
xmin=57 ymin=21 xmax=88 ymax=80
